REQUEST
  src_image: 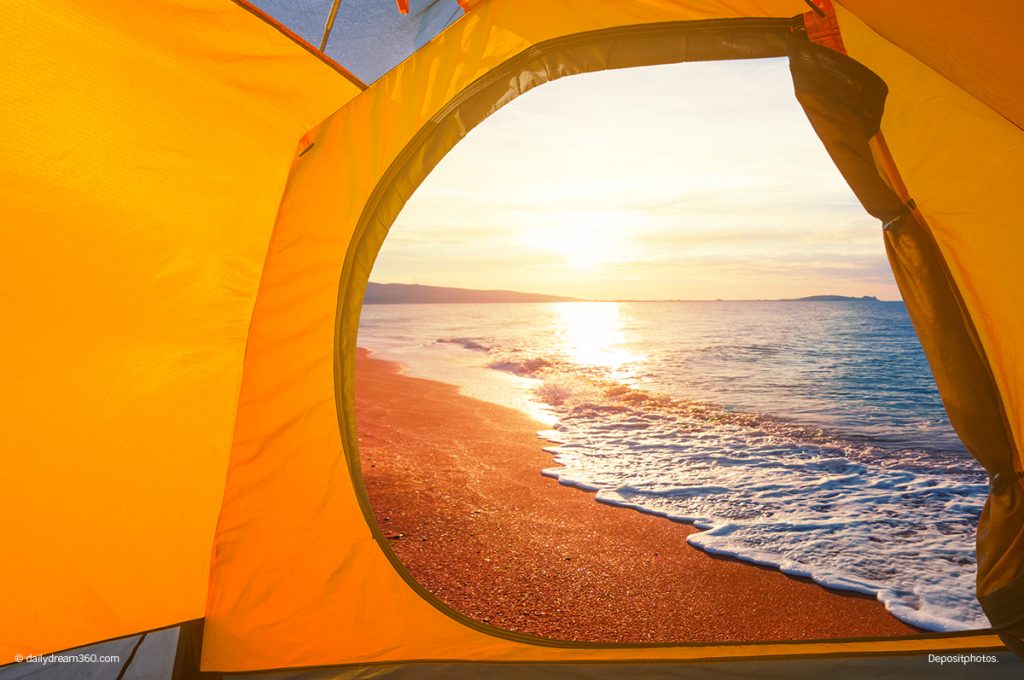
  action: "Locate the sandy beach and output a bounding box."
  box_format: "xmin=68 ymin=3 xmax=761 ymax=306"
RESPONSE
xmin=356 ymin=348 xmax=920 ymax=643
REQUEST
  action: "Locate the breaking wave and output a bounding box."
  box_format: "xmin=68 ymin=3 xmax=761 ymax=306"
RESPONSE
xmin=437 ymin=337 xmax=492 ymax=352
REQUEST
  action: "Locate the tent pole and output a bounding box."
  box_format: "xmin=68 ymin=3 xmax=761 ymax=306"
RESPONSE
xmin=170 ymin=620 xmax=206 ymax=680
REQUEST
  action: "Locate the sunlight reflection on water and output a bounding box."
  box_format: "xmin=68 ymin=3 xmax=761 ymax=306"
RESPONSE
xmin=551 ymin=302 xmax=643 ymax=380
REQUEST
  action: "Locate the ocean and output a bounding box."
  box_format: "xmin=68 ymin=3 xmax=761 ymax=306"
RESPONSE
xmin=357 ymin=300 xmax=988 ymax=632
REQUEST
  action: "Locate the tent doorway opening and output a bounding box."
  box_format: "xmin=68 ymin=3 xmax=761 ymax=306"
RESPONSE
xmin=355 ymin=59 xmax=987 ymax=645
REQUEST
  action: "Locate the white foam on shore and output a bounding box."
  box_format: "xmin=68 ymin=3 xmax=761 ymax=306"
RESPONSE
xmin=537 ymin=403 xmax=988 ymax=632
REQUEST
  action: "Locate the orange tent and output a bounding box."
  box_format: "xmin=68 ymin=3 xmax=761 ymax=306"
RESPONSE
xmin=1 ymin=0 xmax=1022 ymax=677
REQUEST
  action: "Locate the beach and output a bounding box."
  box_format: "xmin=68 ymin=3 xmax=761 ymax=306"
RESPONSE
xmin=356 ymin=347 xmax=920 ymax=643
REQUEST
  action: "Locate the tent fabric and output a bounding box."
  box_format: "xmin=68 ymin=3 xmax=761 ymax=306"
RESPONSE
xmin=250 ymin=0 xmax=465 ymax=84
xmin=2 ymin=0 xmax=1023 ymax=675
xmin=0 ymin=0 xmax=360 ymax=663
xmin=245 ymin=0 xmax=337 ymax=46
xmin=835 ymin=0 xmax=1024 ymax=131
xmin=322 ymin=0 xmax=463 ymax=83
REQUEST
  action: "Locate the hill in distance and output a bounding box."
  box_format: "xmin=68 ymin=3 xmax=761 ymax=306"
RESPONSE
xmin=364 ymin=282 xmax=581 ymax=304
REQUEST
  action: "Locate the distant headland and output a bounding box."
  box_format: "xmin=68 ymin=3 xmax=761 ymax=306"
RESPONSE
xmin=787 ymin=295 xmax=881 ymax=302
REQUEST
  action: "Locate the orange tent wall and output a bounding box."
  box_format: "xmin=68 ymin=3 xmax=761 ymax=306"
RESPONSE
xmin=0 ymin=0 xmax=359 ymax=660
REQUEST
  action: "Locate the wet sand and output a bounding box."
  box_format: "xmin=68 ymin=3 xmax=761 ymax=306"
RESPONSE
xmin=356 ymin=348 xmax=920 ymax=643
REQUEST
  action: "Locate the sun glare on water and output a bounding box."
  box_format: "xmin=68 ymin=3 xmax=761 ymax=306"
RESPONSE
xmin=552 ymin=302 xmax=642 ymax=378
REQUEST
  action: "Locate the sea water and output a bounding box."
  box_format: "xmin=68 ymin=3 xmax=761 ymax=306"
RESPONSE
xmin=357 ymin=300 xmax=989 ymax=632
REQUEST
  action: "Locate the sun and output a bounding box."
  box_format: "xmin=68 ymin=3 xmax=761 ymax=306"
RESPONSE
xmin=525 ymin=210 xmax=630 ymax=271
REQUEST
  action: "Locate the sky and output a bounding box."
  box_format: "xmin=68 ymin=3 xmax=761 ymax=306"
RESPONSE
xmin=371 ymin=58 xmax=901 ymax=301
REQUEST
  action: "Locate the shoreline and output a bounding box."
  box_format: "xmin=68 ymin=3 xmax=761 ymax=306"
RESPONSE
xmin=355 ymin=347 xmax=921 ymax=642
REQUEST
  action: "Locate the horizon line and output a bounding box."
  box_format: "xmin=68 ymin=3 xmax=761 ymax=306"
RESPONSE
xmin=367 ymin=281 xmax=902 ymax=303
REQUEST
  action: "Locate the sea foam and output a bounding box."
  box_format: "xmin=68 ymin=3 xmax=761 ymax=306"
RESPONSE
xmin=533 ymin=372 xmax=987 ymax=632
